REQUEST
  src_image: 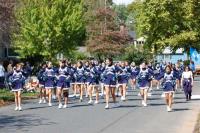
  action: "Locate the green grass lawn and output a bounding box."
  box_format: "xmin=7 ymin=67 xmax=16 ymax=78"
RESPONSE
xmin=0 ymin=89 xmax=38 ymax=102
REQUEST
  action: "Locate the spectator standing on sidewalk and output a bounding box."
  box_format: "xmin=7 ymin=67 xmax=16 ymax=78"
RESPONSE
xmin=0 ymin=61 xmax=5 ymax=88
xmin=190 ymin=61 xmax=196 ymax=79
xmin=7 ymin=61 xmax=14 ymax=74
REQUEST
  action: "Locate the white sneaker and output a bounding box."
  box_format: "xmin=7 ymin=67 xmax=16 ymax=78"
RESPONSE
xmin=121 ymin=96 xmax=126 ymax=101
xmin=157 ymin=86 xmax=159 ymax=90
xmin=121 ymin=96 xmax=123 ymax=101
xmin=167 ymin=106 xmax=170 ymax=111
xmin=161 ymin=93 xmax=165 ymax=98
xmin=167 ymin=106 xmax=172 ymax=112
xmin=94 ymin=100 xmax=99 ymax=104
xmin=142 ymin=100 xmax=145 ymax=106
xmin=48 ymin=103 xmax=52 ymax=107
xmin=143 ymin=102 xmax=147 ymax=107
xmin=88 ymin=100 xmax=93 ymax=104
xmin=14 ymin=106 xmax=18 ymax=111
xmin=105 ymin=104 xmax=109 ymax=109
xmin=58 ymin=103 xmax=63 ymax=109
xmin=148 ymin=93 xmax=152 ymax=97
xmin=18 ymin=106 xmax=22 ymax=111
xmin=43 ymin=99 xmax=47 ymax=103
xmin=63 ymin=104 xmax=68 ymax=108
xmin=138 ymin=93 xmax=141 ymax=96
xmin=39 ymin=99 xmax=42 ymax=104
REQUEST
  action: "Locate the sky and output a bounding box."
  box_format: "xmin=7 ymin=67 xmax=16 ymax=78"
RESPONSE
xmin=113 ymin=0 xmax=134 ymax=5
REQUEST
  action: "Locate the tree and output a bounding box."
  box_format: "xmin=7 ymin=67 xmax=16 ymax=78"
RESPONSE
xmin=84 ymin=1 xmax=131 ymax=60
xmin=129 ymin=0 xmax=200 ymax=57
xmin=113 ymin=4 xmax=129 ymax=24
xmin=0 ymin=0 xmax=16 ymax=48
xmin=12 ymin=0 xmax=85 ymax=60
xmin=122 ymin=45 xmax=153 ymax=65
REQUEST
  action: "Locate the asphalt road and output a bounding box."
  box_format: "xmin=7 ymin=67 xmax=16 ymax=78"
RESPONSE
xmin=0 ymin=78 xmax=200 ymax=133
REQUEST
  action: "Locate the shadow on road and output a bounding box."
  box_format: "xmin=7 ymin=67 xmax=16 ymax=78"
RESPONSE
xmin=23 ymin=106 xmax=50 ymax=111
xmin=172 ymin=108 xmax=190 ymax=112
xmin=117 ymin=105 xmax=140 ymax=108
xmin=0 ymin=114 xmax=56 ymax=132
xmin=70 ymin=104 xmax=92 ymax=108
xmin=149 ymin=103 xmax=166 ymax=106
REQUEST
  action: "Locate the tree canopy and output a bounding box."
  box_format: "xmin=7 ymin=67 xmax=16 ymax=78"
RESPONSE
xmin=0 ymin=0 xmax=15 ymax=48
xmin=12 ymin=0 xmax=85 ymax=60
xmin=128 ymin=0 xmax=200 ymax=55
xmin=84 ymin=0 xmax=131 ymax=60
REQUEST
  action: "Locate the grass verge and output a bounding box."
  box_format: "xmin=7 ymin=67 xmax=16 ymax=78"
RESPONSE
xmin=0 ymin=89 xmax=38 ymax=107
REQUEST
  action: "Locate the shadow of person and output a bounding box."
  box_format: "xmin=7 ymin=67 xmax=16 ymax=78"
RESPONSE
xmin=0 ymin=114 xmax=56 ymax=132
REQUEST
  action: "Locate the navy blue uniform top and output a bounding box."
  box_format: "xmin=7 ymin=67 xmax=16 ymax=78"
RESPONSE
xmin=84 ymin=66 xmax=91 ymax=79
xmin=161 ymin=72 xmax=176 ymax=90
xmin=102 ymin=65 xmax=118 ymax=80
xmin=137 ymin=68 xmax=152 ymax=82
xmin=153 ymin=65 xmax=165 ymax=80
xmin=75 ymin=66 xmax=86 ymax=79
xmin=88 ymin=65 xmax=101 ymax=79
xmin=173 ymin=67 xmax=183 ymax=80
xmin=130 ymin=66 xmax=140 ymax=77
xmin=56 ymin=66 xmax=72 ymax=82
xmin=37 ymin=68 xmax=45 ymax=82
xmin=10 ymin=70 xmax=25 ymax=84
xmin=117 ymin=66 xmax=130 ymax=80
xmin=43 ymin=67 xmax=56 ymax=81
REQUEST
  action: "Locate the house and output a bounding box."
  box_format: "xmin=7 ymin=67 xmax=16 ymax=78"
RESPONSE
xmin=133 ymin=37 xmax=145 ymax=47
xmin=156 ymin=47 xmax=200 ymax=66
xmin=132 ymin=35 xmax=200 ymax=65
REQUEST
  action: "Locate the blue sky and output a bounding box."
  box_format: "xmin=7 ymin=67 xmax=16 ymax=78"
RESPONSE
xmin=113 ymin=0 xmax=134 ymax=5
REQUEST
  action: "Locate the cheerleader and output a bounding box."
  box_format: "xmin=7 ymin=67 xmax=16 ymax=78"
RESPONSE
xmin=99 ymin=62 xmax=106 ymax=97
xmin=10 ymin=64 xmax=25 ymax=111
xmin=75 ymin=61 xmax=86 ymax=102
xmin=137 ymin=62 xmax=151 ymax=107
xmin=69 ymin=63 xmax=77 ymax=98
xmin=161 ymin=65 xmax=176 ymax=112
xmin=37 ymin=63 xmax=47 ymax=104
xmin=153 ymin=64 xmax=163 ymax=90
xmin=174 ymin=63 xmax=183 ymax=91
xmin=130 ymin=62 xmax=139 ymax=90
xmin=56 ymin=60 xmax=71 ymax=109
xmin=147 ymin=62 xmax=154 ymax=92
xmin=103 ymin=58 xmax=118 ymax=109
xmin=181 ymin=66 xmax=193 ymax=101
xmin=87 ymin=62 xmax=101 ymax=104
xmin=124 ymin=61 xmax=131 ymax=95
xmin=117 ymin=61 xmax=130 ymax=101
xmin=43 ymin=61 xmax=56 ymax=106
xmin=84 ymin=61 xmax=90 ymax=98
